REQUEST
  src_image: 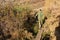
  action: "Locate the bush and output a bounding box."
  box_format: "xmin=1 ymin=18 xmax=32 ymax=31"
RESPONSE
xmin=0 ymin=4 xmax=38 ymax=40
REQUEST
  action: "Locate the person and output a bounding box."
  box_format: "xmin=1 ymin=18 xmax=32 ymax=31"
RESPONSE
xmin=37 ymin=9 xmax=44 ymax=29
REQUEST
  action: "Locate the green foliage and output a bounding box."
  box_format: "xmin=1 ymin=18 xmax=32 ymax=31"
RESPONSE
xmin=33 ymin=23 xmax=39 ymax=35
xmin=13 ymin=5 xmax=32 ymax=13
xmin=13 ymin=6 xmax=24 ymax=12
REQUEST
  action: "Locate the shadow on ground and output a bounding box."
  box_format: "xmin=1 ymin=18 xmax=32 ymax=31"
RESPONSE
xmin=55 ymin=16 xmax=60 ymax=40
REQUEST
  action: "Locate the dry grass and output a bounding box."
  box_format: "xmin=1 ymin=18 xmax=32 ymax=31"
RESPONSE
xmin=0 ymin=2 xmax=39 ymax=40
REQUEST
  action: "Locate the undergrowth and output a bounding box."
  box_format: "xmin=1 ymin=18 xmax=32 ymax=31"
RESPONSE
xmin=0 ymin=3 xmax=38 ymax=40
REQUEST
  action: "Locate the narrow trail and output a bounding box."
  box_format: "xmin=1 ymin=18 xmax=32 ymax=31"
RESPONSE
xmin=33 ymin=26 xmax=45 ymax=40
xmin=34 ymin=29 xmax=43 ymax=40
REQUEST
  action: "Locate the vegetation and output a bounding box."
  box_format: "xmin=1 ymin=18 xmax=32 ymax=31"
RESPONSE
xmin=0 ymin=3 xmax=39 ymax=40
xmin=0 ymin=0 xmax=60 ymax=40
